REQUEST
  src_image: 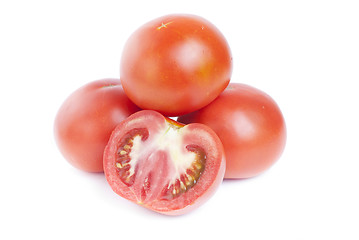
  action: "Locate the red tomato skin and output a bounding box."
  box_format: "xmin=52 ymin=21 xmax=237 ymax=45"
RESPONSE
xmin=54 ymin=79 xmax=141 ymax=172
xmin=120 ymin=14 xmax=232 ymax=116
xmin=178 ymin=83 xmax=287 ymax=179
xmin=103 ymin=110 xmax=225 ymax=215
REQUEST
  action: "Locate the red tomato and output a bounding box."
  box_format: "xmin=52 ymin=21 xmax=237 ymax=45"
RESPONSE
xmin=103 ymin=110 xmax=225 ymax=215
xmin=178 ymin=83 xmax=286 ymax=179
xmin=54 ymin=79 xmax=141 ymax=172
xmin=120 ymin=14 xmax=232 ymax=116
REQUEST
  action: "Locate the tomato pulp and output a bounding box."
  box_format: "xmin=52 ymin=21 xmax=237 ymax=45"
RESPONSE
xmin=103 ymin=110 xmax=225 ymax=215
xmin=120 ymin=14 xmax=232 ymax=116
xmin=54 ymin=79 xmax=141 ymax=172
xmin=178 ymin=83 xmax=287 ymax=179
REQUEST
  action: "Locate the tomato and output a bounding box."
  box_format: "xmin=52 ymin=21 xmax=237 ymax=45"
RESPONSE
xmin=54 ymin=79 xmax=141 ymax=172
xmin=120 ymin=14 xmax=232 ymax=117
xmin=103 ymin=110 xmax=225 ymax=215
xmin=178 ymin=83 xmax=286 ymax=179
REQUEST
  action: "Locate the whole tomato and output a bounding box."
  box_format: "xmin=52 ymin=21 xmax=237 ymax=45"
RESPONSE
xmin=120 ymin=14 xmax=232 ymax=116
xmin=178 ymin=83 xmax=287 ymax=179
xmin=54 ymin=79 xmax=141 ymax=172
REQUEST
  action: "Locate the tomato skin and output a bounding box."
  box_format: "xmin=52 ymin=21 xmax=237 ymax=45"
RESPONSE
xmin=178 ymin=83 xmax=286 ymax=179
xmin=103 ymin=110 xmax=225 ymax=215
xmin=54 ymin=79 xmax=141 ymax=172
xmin=120 ymin=14 xmax=232 ymax=117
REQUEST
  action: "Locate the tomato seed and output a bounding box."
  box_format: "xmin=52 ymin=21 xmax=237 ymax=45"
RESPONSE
xmin=115 ymin=128 xmax=149 ymax=187
xmin=160 ymin=145 xmax=206 ymax=200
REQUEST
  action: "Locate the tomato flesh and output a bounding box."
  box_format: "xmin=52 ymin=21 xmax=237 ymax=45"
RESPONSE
xmin=103 ymin=110 xmax=225 ymax=215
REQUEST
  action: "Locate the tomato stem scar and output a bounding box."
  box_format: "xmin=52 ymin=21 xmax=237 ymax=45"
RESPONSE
xmin=157 ymin=21 xmax=173 ymax=30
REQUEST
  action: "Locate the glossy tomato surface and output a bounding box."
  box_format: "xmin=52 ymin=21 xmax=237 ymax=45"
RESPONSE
xmin=54 ymin=79 xmax=141 ymax=172
xmin=103 ymin=110 xmax=225 ymax=215
xmin=178 ymin=83 xmax=286 ymax=179
xmin=120 ymin=14 xmax=232 ymax=116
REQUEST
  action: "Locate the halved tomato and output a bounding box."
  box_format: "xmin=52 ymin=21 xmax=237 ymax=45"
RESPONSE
xmin=103 ymin=110 xmax=225 ymax=215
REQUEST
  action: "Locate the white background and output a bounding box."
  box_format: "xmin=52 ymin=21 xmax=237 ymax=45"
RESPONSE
xmin=1 ymin=0 xmax=358 ymax=239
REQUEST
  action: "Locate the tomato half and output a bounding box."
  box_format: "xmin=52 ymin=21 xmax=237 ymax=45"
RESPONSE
xmin=54 ymin=79 xmax=141 ymax=172
xmin=120 ymin=14 xmax=232 ymax=116
xmin=178 ymin=83 xmax=286 ymax=179
xmin=103 ymin=110 xmax=225 ymax=215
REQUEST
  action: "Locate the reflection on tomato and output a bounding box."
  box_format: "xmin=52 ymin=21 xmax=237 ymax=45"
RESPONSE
xmin=54 ymin=79 xmax=141 ymax=172
xmin=103 ymin=110 xmax=225 ymax=215
xmin=178 ymin=83 xmax=286 ymax=179
xmin=120 ymin=14 xmax=232 ymax=116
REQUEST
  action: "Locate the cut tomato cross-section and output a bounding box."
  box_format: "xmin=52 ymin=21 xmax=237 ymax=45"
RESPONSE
xmin=103 ymin=110 xmax=225 ymax=215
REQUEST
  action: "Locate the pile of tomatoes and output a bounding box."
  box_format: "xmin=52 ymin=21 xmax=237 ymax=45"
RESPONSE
xmin=54 ymin=14 xmax=286 ymax=215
